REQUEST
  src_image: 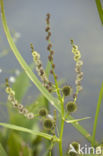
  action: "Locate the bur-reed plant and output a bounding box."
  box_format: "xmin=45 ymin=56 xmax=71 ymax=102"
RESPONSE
xmin=0 ymin=0 xmax=103 ymax=155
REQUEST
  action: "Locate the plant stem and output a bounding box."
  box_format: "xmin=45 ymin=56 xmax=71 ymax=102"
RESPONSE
xmin=59 ymin=118 xmax=64 ymax=156
xmin=92 ymin=82 xmax=103 ymax=146
xmin=95 ymin=0 xmax=103 ymax=25
xmin=52 ymin=72 xmax=64 ymax=156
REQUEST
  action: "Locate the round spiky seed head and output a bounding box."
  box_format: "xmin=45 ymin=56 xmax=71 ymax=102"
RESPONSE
xmin=68 ymin=151 xmax=78 ymax=156
xmin=39 ymin=108 xmax=48 ymax=117
xmin=43 ymin=118 xmax=54 ymax=130
xmin=62 ymin=85 xmax=72 ymax=96
xmin=66 ymin=101 xmax=77 ymax=113
xmin=71 ymin=142 xmax=79 ymax=152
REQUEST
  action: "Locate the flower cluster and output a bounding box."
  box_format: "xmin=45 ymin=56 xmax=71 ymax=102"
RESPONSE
xmin=45 ymin=13 xmax=57 ymax=79
xmin=30 ymin=44 xmax=52 ymax=92
xmin=45 ymin=13 xmax=51 ymax=41
xmin=5 ymin=79 xmax=34 ymax=119
xmin=71 ymin=40 xmax=83 ymax=94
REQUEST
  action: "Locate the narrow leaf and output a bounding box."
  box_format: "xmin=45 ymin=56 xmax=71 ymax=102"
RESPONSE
xmin=92 ymin=82 xmax=103 ymax=146
xmin=0 ymin=123 xmax=57 ymax=141
xmin=65 ymin=117 xmax=91 ymax=123
xmin=0 ymin=143 xmax=7 ymax=156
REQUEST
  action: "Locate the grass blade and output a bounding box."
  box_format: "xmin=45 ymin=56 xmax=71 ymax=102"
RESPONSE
xmin=0 ymin=122 xmax=58 ymax=141
xmin=96 ymin=0 xmax=103 ymax=24
xmin=92 ymin=82 xmax=103 ymax=146
xmin=65 ymin=116 xmax=91 ymax=123
xmin=67 ymin=115 xmax=98 ymax=146
xmin=0 ymin=143 xmax=7 ymax=156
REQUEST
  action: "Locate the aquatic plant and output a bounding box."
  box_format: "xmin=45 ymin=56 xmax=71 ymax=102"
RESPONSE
xmin=0 ymin=0 xmax=103 ymax=156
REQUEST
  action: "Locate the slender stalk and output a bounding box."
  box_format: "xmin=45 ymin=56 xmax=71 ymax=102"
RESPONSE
xmin=52 ymin=72 xmax=64 ymax=156
xmin=59 ymin=119 xmax=64 ymax=156
xmin=92 ymin=82 xmax=103 ymax=146
xmin=95 ymin=0 xmax=103 ymax=24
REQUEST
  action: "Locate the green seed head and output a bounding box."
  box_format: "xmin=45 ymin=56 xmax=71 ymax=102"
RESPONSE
xmin=66 ymin=101 xmax=77 ymax=113
xmin=43 ymin=118 xmax=54 ymax=130
xmin=62 ymin=85 xmax=72 ymax=96
xmin=68 ymin=151 xmax=78 ymax=156
xmin=71 ymin=142 xmax=79 ymax=152
xmin=39 ymin=108 xmax=48 ymax=117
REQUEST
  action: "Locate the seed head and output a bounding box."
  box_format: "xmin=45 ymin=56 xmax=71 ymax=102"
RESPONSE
xmin=71 ymin=142 xmax=79 ymax=152
xmin=66 ymin=101 xmax=77 ymax=113
xmin=62 ymin=85 xmax=72 ymax=96
xmin=39 ymin=108 xmax=48 ymax=117
xmin=68 ymin=151 xmax=77 ymax=156
xmin=43 ymin=118 xmax=54 ymax=130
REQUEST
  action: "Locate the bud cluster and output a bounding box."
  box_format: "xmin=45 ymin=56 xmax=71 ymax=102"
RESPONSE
xmin=45 ymin=13 xmax=51 ymax=41
xmin=45 ymin=13 xmax=58 ymax=79
xmin=71 ymin=40 xmax=83 ymax=93
xmin=30 ymin=44 xmax=52 ymax=92
xmin=5 ymin=79 xmax=34 ymax=119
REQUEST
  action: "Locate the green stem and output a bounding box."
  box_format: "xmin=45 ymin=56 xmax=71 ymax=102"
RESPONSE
xmin=52 ymin=72 xmax=64 ymax=156
xmin=92 ymin=82 xmax=103 ymax=146
xmin=59 ymin=118 xmax=64 ymax=156
xmin=95 ymin=0 xmax=103 ymax=25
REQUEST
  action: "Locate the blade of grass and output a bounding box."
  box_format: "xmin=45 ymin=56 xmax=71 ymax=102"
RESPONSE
xmin=67 ymin=115 xmax=98 ymax=147
xmin=95 ymin=0 xmax=103 ymax=24
xmin=92 ymin=82 xmax=103 ymax=146
xmin=0 ymin=122 xmax=59 ymax=141
xmin=0 ymin=0 xmax=61 ymax=113
xmin=0 ymin=143 xmax=7 ymax=156
xmin=65 ymin=116 xmax=91 ymax=123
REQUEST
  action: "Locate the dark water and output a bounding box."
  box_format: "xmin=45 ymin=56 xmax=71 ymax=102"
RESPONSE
xmin=0 ymin=0 xmax=103 ymax=154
